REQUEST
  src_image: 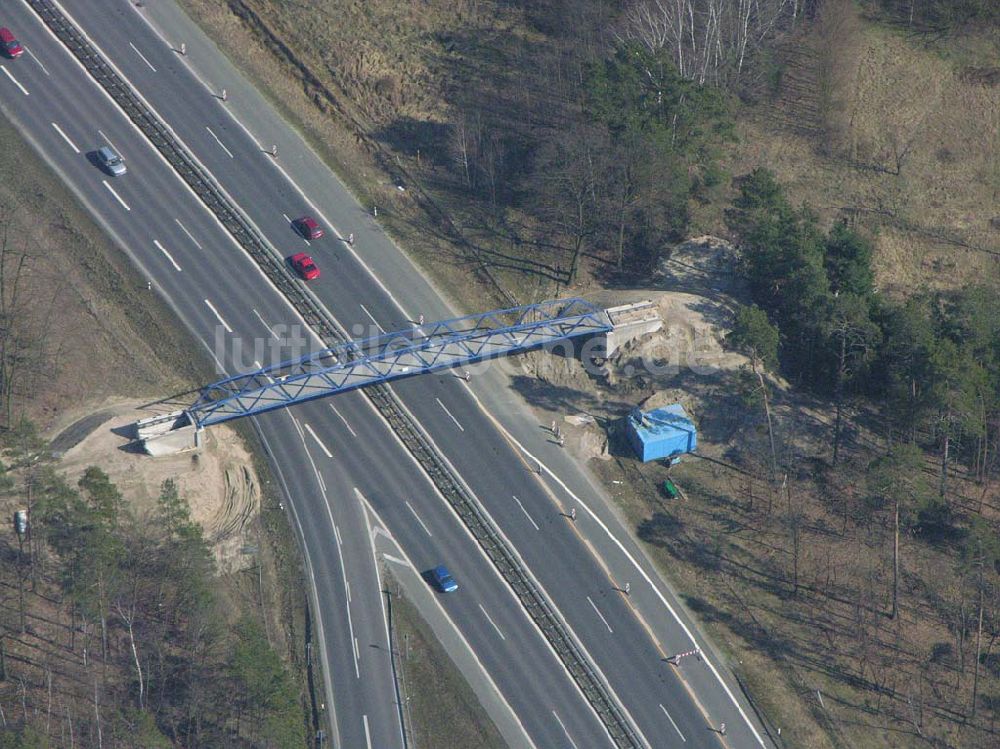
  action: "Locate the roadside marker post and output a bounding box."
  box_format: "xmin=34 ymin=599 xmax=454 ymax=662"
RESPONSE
xmin=667 ymin=647 xmax=701 ymax=666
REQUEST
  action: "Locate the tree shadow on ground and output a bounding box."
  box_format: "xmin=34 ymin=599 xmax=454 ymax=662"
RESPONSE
xmin=508 ymin=374 xmax=633 ymax=418
xmin=683 ymin=594 xmax=794 ymax=659
xmin=376 ymin=116 xmax=452 ymax=165
xmin=637 ymin=512 xmax=722 ymax=572
xmin=681 ymin=296 xmax=738 ymax=330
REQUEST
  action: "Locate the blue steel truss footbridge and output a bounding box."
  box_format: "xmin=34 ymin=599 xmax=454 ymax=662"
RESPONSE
xmin=186 ymin=298 xmax=612 ymax=429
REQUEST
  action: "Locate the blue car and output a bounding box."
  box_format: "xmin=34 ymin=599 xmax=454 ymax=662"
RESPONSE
xmin=431 ymin=565 xmax=458 ymax=593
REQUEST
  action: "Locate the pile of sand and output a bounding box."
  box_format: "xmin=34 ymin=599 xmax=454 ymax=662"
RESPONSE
xmin=514 ymin=236 xmax=752 ymax=462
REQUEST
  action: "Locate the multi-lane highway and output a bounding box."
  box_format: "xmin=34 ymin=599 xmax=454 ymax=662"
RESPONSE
xmin=0 ymin=5 xmax=607 ymax=747
xmin=1 ymin=1 xmax=774 ymax=747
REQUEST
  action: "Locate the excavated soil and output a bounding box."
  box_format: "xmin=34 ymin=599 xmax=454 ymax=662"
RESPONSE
xmin=513 ymin=236 xmax=752 ymax=462
xmin=56 ymin=401 xmax=260 ymax=574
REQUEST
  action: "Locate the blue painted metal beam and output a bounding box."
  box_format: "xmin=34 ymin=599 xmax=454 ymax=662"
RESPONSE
xmin=187 ymin=298 xmax=611 ymax=428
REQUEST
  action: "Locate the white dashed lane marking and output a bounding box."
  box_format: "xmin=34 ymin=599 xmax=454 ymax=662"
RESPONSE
xmin=206 ymin=126 xmax=234 ymax=158
xmin=1 ymin=66 xmax=29 ymax=95
xmin=102 ymin=180 xmax=130 ymax=211
xmin=50 ymin=122 xmax=79 ymax=153
xmin=154 ymin=240 xmax=182 ymax=271
xmin=203 ymin=298 xmax=232 ymax=333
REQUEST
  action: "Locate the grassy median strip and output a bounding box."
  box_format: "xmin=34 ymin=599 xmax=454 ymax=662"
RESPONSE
xmin=386 ymin=573 xmax=508 ymax=749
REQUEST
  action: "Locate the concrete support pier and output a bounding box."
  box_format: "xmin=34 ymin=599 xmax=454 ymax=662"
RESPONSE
xmin=136 ymin=410 xmax=203 ymax=456
xmin=599 ymin=301 xmax=663 ymax=357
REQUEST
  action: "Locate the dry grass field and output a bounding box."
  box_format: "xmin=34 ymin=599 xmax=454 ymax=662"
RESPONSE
xmin=387 ymin=577 xmax=507 ymax=749
xmin=727 ymin=0 xmax=1000 ymax=297
xmin=0 ymin=114 xmax=203 ymax=432
xmin=594 ymin=429 xmax=1000 ymax=749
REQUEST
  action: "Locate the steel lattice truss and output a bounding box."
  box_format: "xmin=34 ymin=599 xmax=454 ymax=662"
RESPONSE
xmin=188 ymin=298 xmax=611 ymax=428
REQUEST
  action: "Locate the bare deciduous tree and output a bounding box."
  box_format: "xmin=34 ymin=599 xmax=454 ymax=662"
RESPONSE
xmin=535 ymin=126 xmax=607 ymax=285
xmin=0 ymin=216 xmax=58 ymax=427
xmin=620 ymin=0 xmax=812 ymax=86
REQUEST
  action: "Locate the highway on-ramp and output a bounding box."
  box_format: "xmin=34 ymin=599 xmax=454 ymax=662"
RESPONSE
xmin=2 ymin=1 xmax=775 ymax=748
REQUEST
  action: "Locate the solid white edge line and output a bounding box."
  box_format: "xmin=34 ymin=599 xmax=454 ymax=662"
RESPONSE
xmin=478 ymin=604 xmax=506 ymax=641
xmin=102 ymin=180 xmax=131 ymax=211
xmin=173 ymin=217 xmax=204 ymax=250
xmin=359 ymin=303 xmax=385 ymax=333
xmin=551 ymin=711 xmax=580 ymax=749
xmin=289 ymin=414 xmax=304 ymax=439
xmin=203 ymin=298 xmax=233 ymax=333
xmin=587 ymin=596 xmax=614 ymax=634
xmin=513 ymin=495 xmax=540 ymax=531
xmin=50 ymin=122 xmax=79 ymax=153
xmin=434 ymin=397 xmax=464 ymax=432
xmin=25 ymin=48 xmax=49 ymax=76
xmin=0 ymin=66 xmax=29 ymax=95
xmin=404 ymin=500 xmax=433 ymax=538
xmin=330 ymin=405 xmax=358 ymax=438
xmin=251 ymin=308 xmax=280 ymax=339
xmin=659 ymin=703 xmax=686 ymax=742
xmin=205 ymin=125 xmax=235 ymax=159
xmin=128 ymin=41 xmax=157 ymax=72
xmin=153 ymin=239 xmax=182 ymax=271
xmin=96 ymin=128 xmax=121 ymax=154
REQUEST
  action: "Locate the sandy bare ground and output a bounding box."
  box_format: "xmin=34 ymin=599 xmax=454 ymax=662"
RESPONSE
xmin=515 ymin=236 xmax=750 ymax=461
xmin=55 ymin=400 xmax=259 ymax=574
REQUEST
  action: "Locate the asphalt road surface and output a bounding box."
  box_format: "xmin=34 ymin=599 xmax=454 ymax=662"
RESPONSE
xmin=0 ymin=3 xmax=620 ymax=747
xmin=0 ymin=2 xmax=775 ymax=748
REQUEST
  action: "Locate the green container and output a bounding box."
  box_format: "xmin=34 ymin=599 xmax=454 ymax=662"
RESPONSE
xmin=662 ymin=479 xmax=679 ymax=499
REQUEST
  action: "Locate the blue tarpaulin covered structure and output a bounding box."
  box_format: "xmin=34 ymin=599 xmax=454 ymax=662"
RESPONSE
xmin=626 ymin=404 xmax=697 ymax=462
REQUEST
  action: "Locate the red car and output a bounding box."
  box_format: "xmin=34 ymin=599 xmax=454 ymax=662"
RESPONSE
xmin=290 ymin=252 xmax=320 ymax=280
xmin=293 ymin=215 xmax=324 ymax=240
xmin=0 ymin=28 xmax=23 ymax=59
